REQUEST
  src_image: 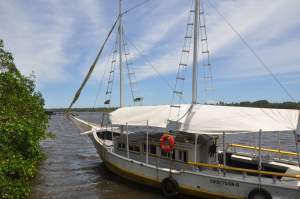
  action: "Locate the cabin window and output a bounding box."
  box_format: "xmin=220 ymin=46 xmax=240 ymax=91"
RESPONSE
xmin=118 ymin=143 xmax=125 ymax=150
xmin=129 ymin=145 xmax=134 ymax=151
xmin=161 ymin=151 xmax=168 ymax=157
xmin=129 ymin=144 xmax=140 ymax=153
xmin=97 ymin=132 xmax=103 ymax=139
xmin=150 ymin=144 xmax=156 ymax=155
xmin=178 ymin=150 xmax=188 ymax=162
xmin=143 ymin=144 xmax=156 ymax=155
xmin=161 ymin=150 xmax=175 ymax=160
xmin=143 ymin=144 xmax=148 ymax=153
xmin=134 ymin=145 xmax=140 ymax=152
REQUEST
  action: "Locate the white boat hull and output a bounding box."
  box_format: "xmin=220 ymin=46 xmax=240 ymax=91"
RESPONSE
xmin=89 ymin=133 xmax=300 ymax=199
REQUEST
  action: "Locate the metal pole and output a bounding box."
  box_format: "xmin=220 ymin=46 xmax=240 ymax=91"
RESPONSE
xmin=111 ymin=124 xmax=114 ymax=152
xmin=146 ymin=120 xmax=149 ymax=164
xmin=223 ymin=132 xmax=226 ymax=176
xmin=194 ymin=134 xmax=197 ymax=162
xmin=258 ymin=129 xmax=262 ymax=184
xmin=192 ymin=0 xmax=199 ymax=104
xmin=126 ymin=123 xmax=129 ymax=158
xmin=223 ymin=132 xmax=226 ymax=166
xmin=215 ymin=136 xmax=219 ymax=163
xmin=255 ymin=132 xmax=257 ymax=149
xmin=254 ymin=131 xmax=257 ymax=157
xmin=118 ymin=0 xmax=124 ymax=107
xmin=277 ymin=132 xmax=281 ymax=160
xmin=105 ymin=123 xmax=108 ymax=145
xmin=293 ymin=131 xmax=300 ymax=168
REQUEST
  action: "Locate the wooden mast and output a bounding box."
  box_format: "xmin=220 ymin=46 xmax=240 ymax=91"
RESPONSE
xmin=118 ymin=0 xmax=124 ymax=107
xmin=192 ymin=0 xmax=199 ymax=104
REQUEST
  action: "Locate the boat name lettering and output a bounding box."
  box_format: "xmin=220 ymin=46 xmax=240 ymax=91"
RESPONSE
xmin=209 ymin=179 xmax=239 ymax=187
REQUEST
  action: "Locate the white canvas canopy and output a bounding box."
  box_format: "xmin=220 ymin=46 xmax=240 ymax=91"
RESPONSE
xmin=109 ymin=104 xmax=300 ymax=134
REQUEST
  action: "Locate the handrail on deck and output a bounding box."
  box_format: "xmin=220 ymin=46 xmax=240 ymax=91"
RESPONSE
xmin=188 ymin=161 xmax=300 ymax=179
xmin=228 ymin=143 xmax=300 ymax=156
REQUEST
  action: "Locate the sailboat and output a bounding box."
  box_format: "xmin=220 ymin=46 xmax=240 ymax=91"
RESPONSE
xmin=68 ymin=1 xmax=300 ymax=198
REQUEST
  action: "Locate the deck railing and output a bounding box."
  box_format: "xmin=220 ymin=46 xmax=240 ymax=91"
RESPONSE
xmin=228 ymin=143 xmax=300 ymax=157
xmin=188 ymin=161 xmax=300 ymax=179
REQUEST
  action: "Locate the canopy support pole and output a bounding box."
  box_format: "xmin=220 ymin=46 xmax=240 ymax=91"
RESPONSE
xmin=223 ymin=131 xmax=226 ymax=176
xmin=126 ymin=123 xmax=129 ymax=159
xmin=146 ymin=120 xmax=149 ymax=164
xmin=254 ymin=133 xmax=257 ymax=148
xmin=277 ymin=132 xmax=281 ymax=160
xmin=105 ymin=123 xmax=108 ymax=145
xmin=194 ymin=134 xmax=198 ymax=162
xmin=215 ymin=136 xmax=219 ymax=163
xmin=293 ymin=131 xmax=300 ymax=168
xmin=111 ymin=124 xmax=114 ymax=152
xmin=258 ymin=129 xmax=262 ymax=186
xmin=254 ymin=132 xmax=257 ymax=156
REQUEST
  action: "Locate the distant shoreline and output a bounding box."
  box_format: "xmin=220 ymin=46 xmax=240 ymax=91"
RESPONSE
xmin=219 ymin=100 xmax=300 ymax=110
xmin=45 ymin=107 xmax=117 ymax=115
xmin=45 ymin=100 xmax=300 ymax=115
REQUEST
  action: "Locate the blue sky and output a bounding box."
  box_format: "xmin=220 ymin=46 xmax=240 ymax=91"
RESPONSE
xmin=0 ymin=0 xmax=300 ymax=108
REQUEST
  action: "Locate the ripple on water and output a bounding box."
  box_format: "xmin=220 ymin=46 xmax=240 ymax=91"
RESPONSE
xmin=31 ymin=114 xmax=167 ymax=199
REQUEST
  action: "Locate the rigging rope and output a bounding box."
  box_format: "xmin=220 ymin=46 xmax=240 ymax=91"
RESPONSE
xmin=124 ymin=35 xmax=175 ymax=92
xmin=66 ymin=1 xmax=151 ymax=113
xmin=207 ymin=0 xmax=296 ymax=102
xmin=92 ymin=39 xmax=116 ymax=109
xmin=122 ymin=0 xmax=151 ymax=15
xmin=122 ymin=31 xmax=143 ymax=105
xmin=66 ymin=17 xmax=119 ymax=113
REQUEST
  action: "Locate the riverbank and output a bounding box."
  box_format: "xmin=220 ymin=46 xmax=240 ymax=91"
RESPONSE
xmin=0 ymin=39 xmax=49 ymax=199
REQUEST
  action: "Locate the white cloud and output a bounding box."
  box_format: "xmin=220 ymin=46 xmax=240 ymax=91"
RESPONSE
xmin=0 ymin=0 xmax=106 ymax=84
xmin=1 ymin=0 xmax=300 ymax=105
xmin=128 ymin=0 xmax=300 ymax=83
xmin=209 ymin=0 xmax=300 ymax=79
xmin=90 ymin=0 xmax=190 ymax=83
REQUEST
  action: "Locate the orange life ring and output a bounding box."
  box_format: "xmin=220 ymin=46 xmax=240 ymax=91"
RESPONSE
xmin=160 ymin=133 xmax=175 ymax=153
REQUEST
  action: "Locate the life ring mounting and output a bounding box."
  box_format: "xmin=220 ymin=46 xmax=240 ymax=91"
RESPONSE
xmin=160 ymin=133 xmax=175 ymax=153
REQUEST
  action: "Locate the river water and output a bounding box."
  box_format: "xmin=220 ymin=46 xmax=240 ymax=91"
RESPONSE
xmin=31 ymin=113 xmax=166 ymax=199
xmin=31 ymin=112 xmax=299 ymax=199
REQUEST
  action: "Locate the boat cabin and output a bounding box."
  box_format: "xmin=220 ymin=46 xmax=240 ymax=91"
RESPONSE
xmin=96 ymin=127 xmax=300 ymax=179
xmin=98 ymin=130 xmax=217 ymax=170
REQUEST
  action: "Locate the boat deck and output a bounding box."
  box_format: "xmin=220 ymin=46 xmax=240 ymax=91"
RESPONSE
xmin=96 ymin=129 xmax=300 ymax=188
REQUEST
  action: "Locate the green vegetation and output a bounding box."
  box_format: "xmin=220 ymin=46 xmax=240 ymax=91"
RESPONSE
xmin=218 ymin=100 xmax=300 ymax=109
xmin=47 ymin=101 xmax=300 ymax=114
xmin=0 ymin=39 xmax=48 ymax=198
